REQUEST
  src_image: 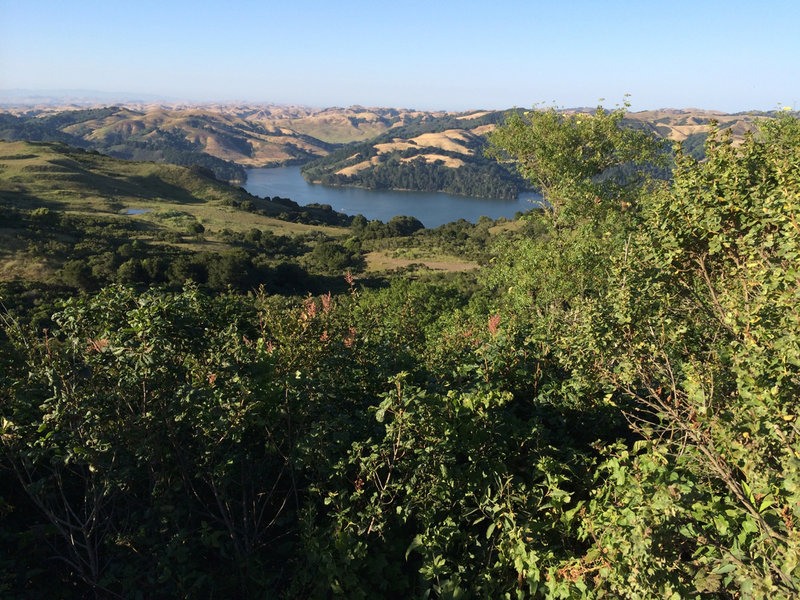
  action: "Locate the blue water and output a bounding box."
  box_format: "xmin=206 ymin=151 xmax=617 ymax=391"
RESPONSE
xmin=243 ymin=167 xmax=542 ymax=229
xmin=125 ymin=208 xmax=152 ymax=215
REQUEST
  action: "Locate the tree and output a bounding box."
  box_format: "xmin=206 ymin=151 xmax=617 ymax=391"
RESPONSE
xmin=387 ymin=215 xmax=424 ymax=236
xmin=487 ymin=104 xmax=666 ymax=225
xmin=60 ymin=259 xmax=97 ymax=292
xmin=307 ymin=241 xmax=364 ymax=274
xmin=489 ymin=106 xmax=800 ymax=597
xmin=570 ymin=116 xmax=800 ymax=598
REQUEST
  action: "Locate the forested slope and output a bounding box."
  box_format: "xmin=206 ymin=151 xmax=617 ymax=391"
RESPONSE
xmin=300 ymin=111 xmax=527 ymax=199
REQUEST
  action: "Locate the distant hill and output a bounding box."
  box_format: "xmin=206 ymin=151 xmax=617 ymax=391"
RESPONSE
xmin=0 ymin=102 xmax=772 ymax=196
xmin=300 ymin=110 xmax=526 ymax=199
xmin=622 ymin=108 xmax=767 ymax=159
xmin=0 ymin=104 xmax=447 ymax=181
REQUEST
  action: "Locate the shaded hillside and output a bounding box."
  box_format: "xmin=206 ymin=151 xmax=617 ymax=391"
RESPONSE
xmin=0 ymin=108 xmax=251 ymax=181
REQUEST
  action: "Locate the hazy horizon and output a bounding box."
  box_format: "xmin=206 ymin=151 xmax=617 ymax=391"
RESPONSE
xmin=0 ymin=87 xmax=785 ymax=115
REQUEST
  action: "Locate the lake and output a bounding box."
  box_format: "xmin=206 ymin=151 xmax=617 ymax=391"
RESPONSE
xmin=243 ymin=167 xmax=543 ymax=229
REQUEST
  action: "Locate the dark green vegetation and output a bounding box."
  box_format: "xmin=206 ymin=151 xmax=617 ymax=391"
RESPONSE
xmin=2 ymin=107 xmax=799 ymax=599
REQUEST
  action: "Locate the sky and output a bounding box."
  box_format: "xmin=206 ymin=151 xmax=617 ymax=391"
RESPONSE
xmin=1 ymin=0 xmax=798 ymax=113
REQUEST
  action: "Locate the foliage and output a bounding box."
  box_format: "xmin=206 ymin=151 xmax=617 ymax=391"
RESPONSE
xmin=488 ymin=108 xmax=800 ymax=597
xmin=2 ymin=108 xmax=799 ymax=599
xmin=313 ymin=154 xmax=525 ymax=200
xmin=486 ymin=105 xmax=667 ymax=220
xmin=565 ymin=116 xmax=800 ymax=598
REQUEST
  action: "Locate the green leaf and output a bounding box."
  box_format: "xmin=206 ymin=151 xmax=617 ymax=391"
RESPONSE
xmin=405 ymin=535 xmax=423 ymax=560
xmin=712 ymin=563 xmax=736 ymax=575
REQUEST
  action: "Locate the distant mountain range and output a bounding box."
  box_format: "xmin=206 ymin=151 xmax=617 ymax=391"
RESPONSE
xmin=0 ymin=89 xmax=179 ymax=106
xmin=0 ymin=99 xmax=773 ymax=197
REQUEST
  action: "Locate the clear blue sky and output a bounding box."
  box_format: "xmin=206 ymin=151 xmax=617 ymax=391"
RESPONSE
xmin=1 ymin=0 xmax=798 ymax=112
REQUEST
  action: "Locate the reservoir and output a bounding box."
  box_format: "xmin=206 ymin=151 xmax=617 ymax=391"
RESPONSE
xmin=243 ymin=167 xmax=543 ymax=229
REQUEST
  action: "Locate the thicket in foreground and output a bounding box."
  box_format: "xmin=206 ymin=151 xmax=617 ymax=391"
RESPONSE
xmin=1 ymin=108 xmax=798 ymax=599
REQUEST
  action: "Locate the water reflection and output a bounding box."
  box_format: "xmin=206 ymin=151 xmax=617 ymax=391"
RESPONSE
xmin=243 ymin=167 xmax=542 ymax=228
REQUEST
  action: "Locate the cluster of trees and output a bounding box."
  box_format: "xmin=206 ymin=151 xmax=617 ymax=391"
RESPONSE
xmin=351 ymin=214 xmax=525 ymax=264
xmin=220 ymin=194 xmax=352 ymax=227
xmin=318 ymin=155 xmax=523 ymax=200
xmin=350 ymin=214 xmax=426 ymax=239
xmin=2 ymin=107 xmax=799 ymax=599
xmin=0 ymin=207 xmax=366 ymax=297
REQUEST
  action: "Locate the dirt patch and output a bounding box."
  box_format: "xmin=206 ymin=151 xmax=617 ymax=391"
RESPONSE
xmin=472 ymin=124 xmax=496 ymax=135
xmin=374 ymin=141 xmax=416 ymax=154
xmin=0 ymin=254 xmax=54 ymax=282
xmin=336 ymin=156 xmax=382 ymax=176
xmin=457 ymin=111 xmax=491 ymax=120
xmin=409 ymin=131 xmax=474 ymax=154
xmin=401 ymin=154 xmax=465 ymax=168
xmin=365 ymin=251 xmax=478 ymax=273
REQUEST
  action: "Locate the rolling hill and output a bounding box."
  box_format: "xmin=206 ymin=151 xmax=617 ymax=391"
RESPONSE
xmin=0 ymin=104 xmax=451 ymax=181
xmin=0 ymin=102 xmax=772 ymax=198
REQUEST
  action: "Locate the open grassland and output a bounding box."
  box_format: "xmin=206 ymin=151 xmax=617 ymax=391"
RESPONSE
xmin=372 ymin=129 xmax=481 ymax=157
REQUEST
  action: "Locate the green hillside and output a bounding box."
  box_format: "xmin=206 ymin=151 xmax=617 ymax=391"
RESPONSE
xmin=0 ymin=139 xmax=356 ymax=289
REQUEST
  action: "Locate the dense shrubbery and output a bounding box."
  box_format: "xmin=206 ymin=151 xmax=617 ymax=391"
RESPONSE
xmin=2 ymin=109 xmax=799 ymax=599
